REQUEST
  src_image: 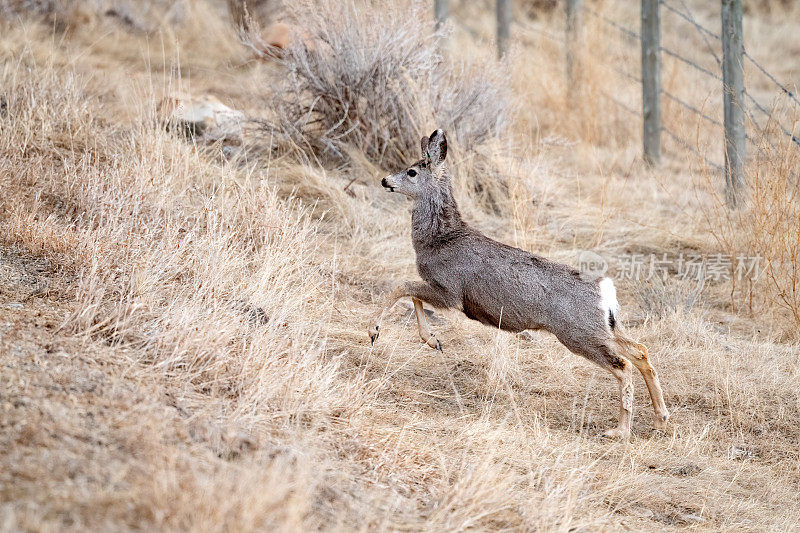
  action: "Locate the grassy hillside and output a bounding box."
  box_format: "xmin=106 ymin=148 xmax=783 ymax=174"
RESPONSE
xmin=1 ymin=0 xmax=799 ymax=530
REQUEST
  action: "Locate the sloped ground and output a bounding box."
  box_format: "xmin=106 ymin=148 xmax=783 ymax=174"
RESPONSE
xmin=1 ymin=2 xmax=800 ymax=531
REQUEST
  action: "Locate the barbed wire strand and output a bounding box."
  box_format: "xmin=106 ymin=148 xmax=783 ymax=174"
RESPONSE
xmin=672 ymin=0 xmax=722 ymax=66
xmin=472 ymin=1 xmax=799 ymax=158
xmin=746 ymin=90 xmax=777 ymax=121
xmin=597 ymin=55 xmax=730 ymax=168
xmin=600 ymin=90 xmax=723 ymax=171
xmin=606 ymin=56 xmax=793 ymax=149
xmin=744 ymin=91 xmax=800 ymax=147
xmin=661 ymin=47 xmax=721 ymax=82
xmin=600 ymin=90 xmax=639 ymax=117
xmin=662 ymin=0 xmax=724 ymax=84
xmin=523 ymin=12 xmax=725 ymax=167
xmin=662 ymin=0 xmax=800 ymax=110
xmin=587 ymin=6 xmax=721 ymax=85
xmin=661 ymin=127 xmax=724 ymax=172
xmin=593 ymin=1 xmax=800 ymax=150
xmin=633 ymin=63 xmax=797 ymax=148
xmin=736 ymin=99 xmax=780 ymax=158
xmin=527 ymin=4 xmax=796 ymax=159
xmin=663 ymin=0 xmax=800 ymax=147
xmin=659 ymin=0 xmax=720 ymax=41
xmin=743 ymin=52 xmax=800 ymax=109
xmin=517 ymin=20 xmax=567 ymax=46
xmin=584 ymin=8 xmax=639 ymax=40
xmin=663 ymin=90 xmax=724 ymax=128
xmin=601 ymin=62 xmax=724 ymax=129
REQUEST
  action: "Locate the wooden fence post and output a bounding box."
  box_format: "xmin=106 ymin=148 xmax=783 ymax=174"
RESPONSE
xmin=641 ymin=0 xmax=662 ymax=166
xmin=722 ymin=0 xmax=746 ymax=207
xmin=434 ymin=0 xmax=448 ymax=30
xmin=496 ymin=0 xmax=511 ymax=59
xmin=566 ymin=0 xmax=584 ymax=97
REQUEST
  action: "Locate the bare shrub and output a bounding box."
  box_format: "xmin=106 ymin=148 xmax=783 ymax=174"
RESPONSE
xmin=706 ymin=129 xmax=800 ymax=336
xmin=256 ymin=0 xmax=510 ymax=169
xmin=741 ymin=139 xmax=800 ymax=331
xmin=632 ymin=276 xmax=704 ymax=320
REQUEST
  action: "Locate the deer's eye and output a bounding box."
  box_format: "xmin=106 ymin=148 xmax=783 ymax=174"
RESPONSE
xmin=407 ymin=169 xmax=417 ymax=177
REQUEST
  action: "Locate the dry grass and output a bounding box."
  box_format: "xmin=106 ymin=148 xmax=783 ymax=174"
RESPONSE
xmin=1 ymin=1 xmax=800 ymax=531
xmin=704 ymin=131 xmax=800 ymax=337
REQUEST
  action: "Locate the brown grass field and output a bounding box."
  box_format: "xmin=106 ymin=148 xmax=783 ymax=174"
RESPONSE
xmin=1 ymin=0 xmax=799 ymax=530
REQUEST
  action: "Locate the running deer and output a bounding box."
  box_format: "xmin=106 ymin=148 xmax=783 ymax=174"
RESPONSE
xmin=368 ymin=129 xmax=669 ymax=439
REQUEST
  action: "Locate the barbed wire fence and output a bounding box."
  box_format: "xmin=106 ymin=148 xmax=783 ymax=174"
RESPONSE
xmin=580 ymin=1 xmax=731 ymax=172
xmin=660 ymin=0 xmax=800 ymax=150
xmin=435 ymin=0 xmax=800 ymax=208
xmin=579 ymin=0 xmax=799 ymax=205
xmin=518 ymin=1 xmax=727 ymax=173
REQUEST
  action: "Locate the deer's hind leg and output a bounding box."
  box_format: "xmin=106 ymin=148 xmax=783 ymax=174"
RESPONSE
xmin=602 ymin=359 xmax=634 ymax=440
xmin=614 ymin=337 xmax=670 ymax=429
xmin=559 ymin=336 xmax=634 ymax=440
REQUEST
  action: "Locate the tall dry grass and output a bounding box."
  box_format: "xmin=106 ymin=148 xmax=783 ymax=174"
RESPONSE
xmin=1 ymin=1 xmax=800 ymax=531
xmin=701 ymin=128 xmax=800 ymax=337
xmin=0 ymin=43 xmax=628 ymax=531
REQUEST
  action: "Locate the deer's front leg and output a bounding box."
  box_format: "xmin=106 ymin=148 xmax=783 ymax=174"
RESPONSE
xmin=368 ymin=281 xmax=449 ymax=349
xmin=412 ymin=297 xmax=442 ymax=351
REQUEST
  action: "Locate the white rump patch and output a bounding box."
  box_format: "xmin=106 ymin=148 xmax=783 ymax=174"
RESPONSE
xmin=599 ymin=277 xmax=620 ymax=317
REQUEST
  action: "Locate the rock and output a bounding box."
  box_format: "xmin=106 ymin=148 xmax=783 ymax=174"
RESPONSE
xmin=670 ymin=463 xmax=701 ymax=476
xmin=629 ymin=506 xmax=654 ymax=519
xmin=731 ymin=444 xmax=761 ymax=460
xmin=233 ymin=300 xmax=269 ymax=326
xmin=261 ymin=22 xmax=292 ymax=52
xmin=681 ymin=512 xmax=704 ymax=523
xmin=252 ymin=22 xmax=316 ymax=60
xmin=157 ymin=94 xmax=245 ymax=143
xmin=6 ymin=303 xmax=23 ymax=310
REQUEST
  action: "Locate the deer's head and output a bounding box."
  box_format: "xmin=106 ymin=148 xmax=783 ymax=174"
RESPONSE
xmin=382 ymin=129 xmax=448 ymax=198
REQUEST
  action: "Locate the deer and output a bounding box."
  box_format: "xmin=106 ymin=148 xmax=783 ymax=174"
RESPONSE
xmin=368 ymin=129 xmax=670 ymax=439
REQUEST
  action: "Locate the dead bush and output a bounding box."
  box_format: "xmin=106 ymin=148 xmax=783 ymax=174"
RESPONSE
xmin=707 ymin=129 xmax=800 ymax=337
xmin=255 ymin=0 xmax=510 ymax=169
xmin=632 ymin=276 xmax=704 ymax=320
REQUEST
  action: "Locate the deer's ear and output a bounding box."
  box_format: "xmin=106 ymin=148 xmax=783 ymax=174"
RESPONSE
xmin=420 ymin=136 xmax=430 ymax=160
xmin=426 ymin=129 xmax=447 ymax=166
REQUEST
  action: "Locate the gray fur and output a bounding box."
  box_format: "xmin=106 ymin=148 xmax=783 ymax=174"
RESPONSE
xmin=381 ymin=129 xmax=620 ymax=370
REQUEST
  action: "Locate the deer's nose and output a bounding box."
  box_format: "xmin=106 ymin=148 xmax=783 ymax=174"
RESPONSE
xmin=381 ymin=177 xmax=389 ymax=188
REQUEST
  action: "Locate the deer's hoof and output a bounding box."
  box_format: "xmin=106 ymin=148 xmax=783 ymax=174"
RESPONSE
xmin=368 ymin=325 xmax=380 ymax=345
xmin=653 ymin=412 xmax=670 ymax=430
xmin=425 ymin=335 xmax=442 ymax=351
xmin=600 ymin=427 xmax=631 ymax=440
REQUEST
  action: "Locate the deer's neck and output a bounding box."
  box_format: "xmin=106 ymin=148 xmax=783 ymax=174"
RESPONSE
xmin=411 ymin=181 xmax=466 ymax=251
